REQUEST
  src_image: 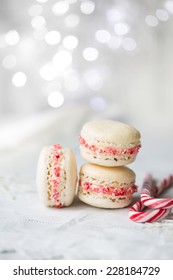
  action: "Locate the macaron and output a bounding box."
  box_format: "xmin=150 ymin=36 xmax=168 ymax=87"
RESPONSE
xmin=78 ymin=163 xmax=137 ymax=209
xmin=79 ymin=120 xmax=141 ymax=166
xmin=36 ymin=144 xmax=77 ymax=208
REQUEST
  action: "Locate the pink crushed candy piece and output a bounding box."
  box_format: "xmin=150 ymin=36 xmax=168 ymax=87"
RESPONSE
xmin=54 ymin=167 xmax=60 ymax=177
xmin=54 ymin=144 xmax=62 ymax=150
xmin=79 ymin=135 xmax=141 ymax=156
xmin=81 ymin=181 xmax=138 ymax=196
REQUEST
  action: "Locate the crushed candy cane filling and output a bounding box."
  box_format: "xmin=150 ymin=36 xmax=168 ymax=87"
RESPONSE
xmin=47 ymin=144 xmax=65 ymax=208
xmin=79 ymin=181 xmax=138 ymax=196
xmin=79 ymin=135 xmax=141 ymax=156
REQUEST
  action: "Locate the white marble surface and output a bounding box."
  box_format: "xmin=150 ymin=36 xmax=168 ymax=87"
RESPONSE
xmin=0 ymin=111 xmax=173 ymax=260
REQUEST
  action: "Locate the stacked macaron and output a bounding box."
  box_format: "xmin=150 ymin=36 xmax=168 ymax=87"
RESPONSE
xmin=78 ymin=120 xmax=141 ymax=208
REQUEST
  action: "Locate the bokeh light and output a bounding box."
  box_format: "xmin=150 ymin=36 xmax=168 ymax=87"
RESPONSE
xmin=122 ymin=37 xmax=137 ymax=51
xmin=31 ymin=16 xmax=46 ymax=29
xmin=48 ymin=91 xmax=64 ymax=108
xmin=80 ymin=1 xmax=95 ymax=15
xmin=145 ymin=15 xmax=159 ymax=27
xmin=53 ymin=50 xmax=72 ymax=73
xmin=83 ymin=48 xmax=99 ymax=61
xmin=114 ymin=23 xmax=130 ymax=35
xmin=64 ymin=14 xmax=80 ymax=27
xmin=5 ymin=30 xmax=20 ymax=46
xmin=52 ymin=1 xmax=69 ymax=16
xmin=40 ymin=64 xmax=56 ymax=81
xmin=12 ymin=72 xmax=27 ymax=87
xmin=63 ymin=35 xmax=78 ymax=49
xmin=106 ymin=9 xmax=122 ymax=22
xmin=2 ymin=54 xmax=17 ymax=69
xmin=165 ymin=1 xmax=173 ymax=13
xmin=156 ymin=9 xmax=169 ymax=21
xmin=45 ymin=31 xmax=61 ymax=45
xmin=95 ymin=30 xmax=111 ymax=43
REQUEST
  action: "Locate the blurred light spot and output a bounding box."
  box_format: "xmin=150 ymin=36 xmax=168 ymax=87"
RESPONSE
xmin=64 ymin=14 xmax=80 ymax=27
xmin=52 ymin=1 xmax=69 ymax=16
xmin=84 ymin=69 xmax=102 ymax=90
xmin=64 ymin=70 xmax=79 ymax=91
xmin=165 ymin=1 xmax=173 ymax=14
xmin=53 ymin=50 xmax=72 ymax=72
xmin=46 ymin=81 xmax=62 ymax=93
xmin=28 ymin=5 xmax=43 ymax=17
xmin=2 ymin=54 xmax=17 ymax=69
xmin=45 ymin=31 xmax=61 ymax=45
xmin=40 ymin=64 xmax=56 ymax=81
xmin=106 ymin=9 xmax=122 ymax=22
xmin=12 ymin=72 xmax=27 ymax=87
xmin=0 ymin=35 xmax=7 ymax=48
xmin=90 ymin=97 xmax=106 ymax=111
xmin=156 ymin=9 xmax=169 ymax=21
xmin=48 ymin=91 xmax=64 ymax=108
xmin=33 ymin=27 xmax=47 ymax=40
xmin=80 ymin=1 xmax=95 ymax=15
xmin=36 ymin=0 xmax=48 ymax=3
xmin=5 ymin=30 xmax=20 ymax=46
xmin=95 ymin=30 xmax=111 ymax=43
xmin=108 ymin=36 xmax=121 ymax=49
xmin=145 ymin=15 xmax=158 ymax=27
xmin=83 ymin=48 xmax=98 ymax=61
xmin=122 ymin=37 xmax=136 ymax=51
xmin=114 ymin=23 xmax=129 ymax=35
xmin=31 ymin=16 xmax=46 ymax=29
xmin=63 ymin=35 xmax=78 ymax=49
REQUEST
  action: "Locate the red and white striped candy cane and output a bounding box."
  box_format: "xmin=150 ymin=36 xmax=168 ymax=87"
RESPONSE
xmin=129 ymin=174 xmax=173 ymax=223
xmin=129 ymin=199 xmax=171 ymax=223
xmin=141 ymin=174 xmax=173 ymax=209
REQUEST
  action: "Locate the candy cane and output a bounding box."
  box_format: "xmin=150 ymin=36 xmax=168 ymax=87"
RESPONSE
xmin=129 ymin=174 xmax=173 ymax=223
xmin=141 ymin=174 xmax=173 ymax=209
xmin=129 ymin=199 xmax=171 ymax=223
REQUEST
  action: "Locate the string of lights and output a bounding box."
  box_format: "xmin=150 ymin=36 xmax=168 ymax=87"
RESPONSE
xmin=0 ymin=0 xmax=173 ymax=115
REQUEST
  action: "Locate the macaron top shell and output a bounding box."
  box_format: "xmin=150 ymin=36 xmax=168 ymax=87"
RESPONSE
xmin=81 ymin=120 xmax=141 ymax=149
xmin=80 ymin=164 xmax=135 ymax=187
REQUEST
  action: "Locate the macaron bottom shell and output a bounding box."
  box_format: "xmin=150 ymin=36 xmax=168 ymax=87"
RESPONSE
xmin=78 ymin=189 xmax=133 ymax=209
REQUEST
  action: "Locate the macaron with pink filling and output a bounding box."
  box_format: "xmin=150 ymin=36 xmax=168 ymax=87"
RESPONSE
xmin=36 ymin=144 xmax=77 ymax=208
xmin=79 ymin=120 xmax=141 ymax=166
xmin=78 ymin=163 xmax=137 ymax=209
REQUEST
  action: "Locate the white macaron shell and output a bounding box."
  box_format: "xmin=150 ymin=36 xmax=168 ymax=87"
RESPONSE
xmin=80 ymin=164 xmax=136 ymax=187
xmin=81 ymin=120 xmax=141 ymax=149
xmin=63 ymin=148 xmax=78 ymax=206
xmin=36 ymin=146 xmax=50 ymax=206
